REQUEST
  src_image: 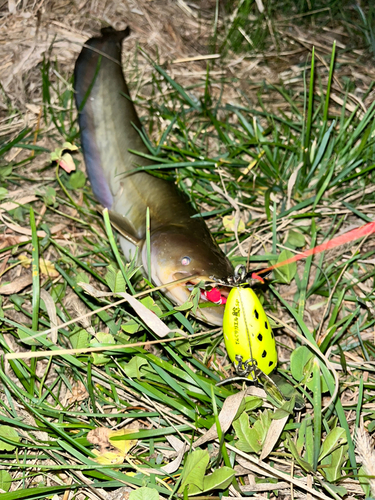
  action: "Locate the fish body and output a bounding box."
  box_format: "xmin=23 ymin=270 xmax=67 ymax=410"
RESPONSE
xmin=74 ymin=27 xmax=232 ymax=324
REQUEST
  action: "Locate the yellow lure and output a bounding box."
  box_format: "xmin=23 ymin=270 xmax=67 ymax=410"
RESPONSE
xmin=223 ymin=287 xmax=277 ymax=380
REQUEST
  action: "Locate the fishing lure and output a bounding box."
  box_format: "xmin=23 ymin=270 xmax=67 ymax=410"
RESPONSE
xmin=215 ymin=217 xmax=375 ymax=380
xmin=223 ymin=285 xmax=277 ymax=381
xmin=212 ymin=266 xmax=305 ymax=409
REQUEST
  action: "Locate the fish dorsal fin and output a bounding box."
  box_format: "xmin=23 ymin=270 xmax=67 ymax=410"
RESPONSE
xmin=107 ymin=209 xmax=141 ymax=246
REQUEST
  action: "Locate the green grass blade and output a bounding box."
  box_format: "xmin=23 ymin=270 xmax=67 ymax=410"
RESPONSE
xmin=312 ymin=359 xmax=322 ymax=471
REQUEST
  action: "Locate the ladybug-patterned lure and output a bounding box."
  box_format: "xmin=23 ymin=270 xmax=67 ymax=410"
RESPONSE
xmin=223 ymin=286 xmax=277 ymax=381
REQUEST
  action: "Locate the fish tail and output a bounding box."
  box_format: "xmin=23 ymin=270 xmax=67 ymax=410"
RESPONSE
xmin=100 ymin=26 xmax=130 ymax=42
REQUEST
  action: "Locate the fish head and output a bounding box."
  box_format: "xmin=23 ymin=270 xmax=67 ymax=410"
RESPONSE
xmin=143 ymin=225 xmax=233 ymax=325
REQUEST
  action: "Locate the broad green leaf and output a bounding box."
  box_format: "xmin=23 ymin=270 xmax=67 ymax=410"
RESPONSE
xmin=272 ymin=398 xmax=294 ymax=419
xmin=105 ymin=265 xmax=126 ymax=293
xmin=50 ymin=149 xmax=62 ymax=161
xmin=233 ymin=410 xmax=271 ymax=454
xmin=269 ymin=373 xmax=305 ymax=410
xmin=122 ymin=319 xmax=141 ymax=334
xmin=0 ymin=470 xmax=11 ymax=492
xmin=222 ymin=214 xmax=245 ymax=233
xmin=0 ymin=426 xmax=20 ymax=451
xmin=188 ymin=466 xmax=234 ymax=495
xmin=321 ymin=444 xmax=348 ymax=482
xmin=42 ymin=186 xmax=57 ymax=206
xmin=178 ymin=449 xmax=209 ymax=493
xmin=296 ymin=417 xmax=310 ymax=455
xmin=17 ymin=327 xmax=44 ymax=346
xmin=0 ymin=187 xmax=8 ymax=201
xmin=0 ymin=165 xmax=12 ymax=179
xmin=75 ymin=271 xmax=90 ymax=288
xmin=50 ymin=283 xmax=65 ymax=303
xmin=286 ymin=230 xmax=306 ymax=248
xmin=62 ymin=141 xmax=79 ymax=152
xmin=90 ymin=332 xmax=116 ymax=365
xmin=287 ymin=435 xmax=313 ymax=473
xmin=69 ymin=327 xmax=89 ymax=350
xmin=123 ymin=357 xmax=149 ymax=378
xmin=174 ymin=300 xmax=194 ymax=311
xmin=253 ymin=410 xmax=272 ymax=446
xmin=319 ymin=427 xmax=347 ymax=462
xmin=321 ymin=482 xmax=347 ymax=498
xmin=270 ymin=249 xmax=297 ymax=284
xmin=92 ymin=332 xmax=115 ymax=345
xmin=242 ymin=396 xmax=263 ymax=413
xmin=358 ymin=465 xmax=370 ymax=496
xmin=68 ymin=170 xmax=86 ymax=189
xmin=141 ymin=296 xmax=163 ymax=316
xmin=233 ymin=412 xmax=258 ymax=453
xmin=290 ymin=346 xmax=328 ymax=393
xmin=129 ymin=487 xmax=159 ymax=500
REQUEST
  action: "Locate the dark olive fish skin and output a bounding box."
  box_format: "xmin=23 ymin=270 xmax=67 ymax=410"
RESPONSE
xmin=74 ymin=27 xmax=233 ymax=324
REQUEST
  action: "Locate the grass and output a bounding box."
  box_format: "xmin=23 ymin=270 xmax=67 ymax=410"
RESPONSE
xmin=1 ymin=4 xmax=375 ymax=500
xmin=222 ymin=0 xmax=375 ymax=60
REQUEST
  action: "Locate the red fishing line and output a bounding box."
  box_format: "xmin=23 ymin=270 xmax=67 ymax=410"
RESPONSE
xmin=203 ymin=220 xmax=375 ymax=303
xmin=255 ymin=220 xmax=375 ymax=278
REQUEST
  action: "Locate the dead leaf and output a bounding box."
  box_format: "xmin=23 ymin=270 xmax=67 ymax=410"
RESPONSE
xmin=18 ymin=255 xmax=31 ymax=267
xmin=166 ymin=435 xmax=184 ymax=452
xmin=162 ymin=435 xmax=185 ymax=459
xmin=39 ymin=260 xmax=59 ymax=278
xmin=49 ymin=224 xmax=67 ymax=235
xmin=67 ymin=380 xmax=89 ymax=404
xmin=88 ymin=426 xmax=138 ymax=465
xmin=1 ymin=216 xmax=46 ymax=237
xmin=236 ymin=456 xmax=275 ymax=477
xmin=118 ymin=292 xmax=171 ymax=338
xmin=286 ymin=162 xmax=302 ymax=210
xmin=0 ymin=195 xmax=38 ymax=213
xmin=8 ymin=0 xmax=16 ymax=13
xmin=222 ymin=214 xmax=245 ymax=233
xmin=255 ymin=0 xmax=265 ymax=13
xmin=210 ymin=182 xmax=240 ymax=211
xmin=59 ymin=152 xmax=76 ymax=173
xmin=0 ymin=255 xmax=10 ymax=277
xmin=1 ymin=216 xmax=66 ymax=238
xmin=87 ymin=427 xmax=111 ymax=453
xmin=260 ymin=414 xmax=289 ymax=461
xmin=79 ymin=282 xmax=114 ymax=298
xmin=40 ymin=289 xmax=59 ymax=343
xmin=19 ymin=257 xmax=60 ymax=277
xmin=241 ymin=481 xmax=290 ymax=492
xmin=0 ymin=234 xmax=28 ymax=249
xmin=25 ymin=104 xmax=41 ymax=115
xmin=161 ymin=442 xmax=186 ymax=474
xmin=0 ymin=275 xmax=33 ymax=295
xmin=194 ymin=390 xmax=245 ymax=446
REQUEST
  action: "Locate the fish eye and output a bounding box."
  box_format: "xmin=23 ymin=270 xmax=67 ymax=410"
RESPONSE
xmin=181 ymin=256 xmax=191 ymax=266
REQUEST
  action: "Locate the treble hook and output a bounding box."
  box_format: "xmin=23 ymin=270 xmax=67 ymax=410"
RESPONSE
xmin=210 ymin=264 xmax=271 ymax=287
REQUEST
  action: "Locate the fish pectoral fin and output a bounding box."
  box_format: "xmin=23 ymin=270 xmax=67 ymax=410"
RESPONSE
xmin=107 ymin=209 xmax=141 ymax=246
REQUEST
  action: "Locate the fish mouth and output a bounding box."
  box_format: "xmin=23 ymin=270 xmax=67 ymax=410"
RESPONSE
xmin=175 ymin=273 xmax=230 ymax=307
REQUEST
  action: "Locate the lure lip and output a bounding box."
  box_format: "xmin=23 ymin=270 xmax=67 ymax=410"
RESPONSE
xmin=209 ymin=264 xmax=273 ymax=288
